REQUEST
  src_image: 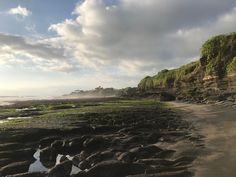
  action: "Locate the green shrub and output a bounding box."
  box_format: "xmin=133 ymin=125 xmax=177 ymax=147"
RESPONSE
xmin=227 ymin=57 xmax=236 ymax=74
xmin=201 ymin=32 xmax=236 ymax=77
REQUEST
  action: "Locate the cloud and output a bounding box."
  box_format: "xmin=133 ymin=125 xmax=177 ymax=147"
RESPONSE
xmin=48 ymin=0 xmax=236 ymax=73
xmin=8 ymin=5 xmax=31 ymax=17
xmin=1 ymin=0 xmax=236 ymax=89
xmin=0 ymin=33 xmax=78 ymax=72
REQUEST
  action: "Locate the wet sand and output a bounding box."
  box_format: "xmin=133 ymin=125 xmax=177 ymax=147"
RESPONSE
xmin=171 ymin=102 xmax=236 ymax=177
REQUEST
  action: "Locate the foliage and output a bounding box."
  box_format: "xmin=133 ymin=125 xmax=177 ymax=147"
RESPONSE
xmin=138 ymin=61 xmax=200 ymax=90
xmin=227 ymin=57 xmax=236 ymax=74
xmin=201 ymin=32 xmax=236 ymax=77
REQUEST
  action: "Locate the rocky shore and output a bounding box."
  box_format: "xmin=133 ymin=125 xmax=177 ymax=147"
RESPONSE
xmin=0 ymin=98 xmax=203 ymax=177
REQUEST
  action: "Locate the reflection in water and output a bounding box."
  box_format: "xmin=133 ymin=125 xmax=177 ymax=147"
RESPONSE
xmin=29 ymin=150 xmax=48 ymax=173
xmin=7 ymin=117 xmax=32 ymax=120
xmin=0 ymin=117 xmax=33 ymax=124
xmin=29 ymin=149 xmax=80 ymax=175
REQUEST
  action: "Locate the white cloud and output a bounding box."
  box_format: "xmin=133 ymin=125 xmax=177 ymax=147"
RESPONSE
xmin=8 ymin=5 xmax=31 ymax=17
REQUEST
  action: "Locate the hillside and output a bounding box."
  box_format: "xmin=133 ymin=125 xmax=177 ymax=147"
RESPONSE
xmin=138 ymin=33 xmax=236 ymax=102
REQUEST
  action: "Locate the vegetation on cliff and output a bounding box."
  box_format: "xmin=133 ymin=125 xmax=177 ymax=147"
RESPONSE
xmin=201 ymin=32 xmax=236 ymax=77
xmin=139 ymin=33 xmax=236 ymax=91
xmin=138 ymin=61 xmax=200 ymax=90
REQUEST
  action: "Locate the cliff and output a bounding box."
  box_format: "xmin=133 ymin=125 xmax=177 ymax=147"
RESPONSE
xmin=138 ymin=33 xmax=236 ymax=102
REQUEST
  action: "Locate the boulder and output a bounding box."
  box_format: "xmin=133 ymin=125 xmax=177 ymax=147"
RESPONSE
xmin=48 ymin=160 xmax=72 ymax=177
xmin=83 ymin=136 xmax=107 ymax=153
xmin=40 ymin=136 xmax=61 ymax=149
xmin=40 ymin=147 xmax=57 ymax=168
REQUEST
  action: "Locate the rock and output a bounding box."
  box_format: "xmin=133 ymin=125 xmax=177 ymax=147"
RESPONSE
xmin=83 ymin=136 xmax=107 ymax=152
xmin=0 ymin=143 xmax=25 ymax=151
xmin=0 ymin=161 xmax=31 ymax=176
xmin=40 ymin=136 xmax=61 ymax=149
xmin=129 ymin=145 xmax=163 ymax=159
xmin=72 ymin=155 xmax=80 ymax=166
xmin=93 ymin=125 xmax=120 ymax=134
xmin=5 ymin=172 xmax=46 ymax=177
xmin=59 ymin=155 xmax=69 ymax=163
xmin=86 ymin=160 xmax=146 ymax=177
xmin=71 ymin=171 xmax=88 ymax=177
xmin=117 ymin=152 xmax=136 ymax=163
xmin=159 ymin=92 xmax=176 ymax=101
xmin=0 ymin=148 xmax=36 ymax=162
xmin=121 ymin=136 xmax=144 ymax=146
xmin=0 ymin=158 xmax=12 ymax=168
xmin=40 ymin=147 xmax=57 ymax=168
xmin=154 ymin=150 xmax=175 ymax=159
xmin=126 ymin=170 xmax=193 ymax=177
xmin=147 ymin=132 xmax=162 ymax=144
xmin=68 ymin=136 xmax=88 ymax=153
xmin=51 ymin=140 xmax=64 ymax=152
xmin=48 ymin=160 xmax=72 ymax=177
xmin=79 ymin=160 xmax=90 ymax=170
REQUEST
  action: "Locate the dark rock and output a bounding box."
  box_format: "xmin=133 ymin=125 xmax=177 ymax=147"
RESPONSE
xmin=5 ymin=172 xmax=46 ymax=177
xmin=79 ymin=160 xmax=91 ymax=170
xmin=0 ymin=148 xmax=36 ymax=162
xmin=51 ymin=140 xmax=64 ymax=152
xmin=40 ymin=147 xmax=57 ymax=168
xmin=129 ymin=145 xmax=163 ymax=159
xmin=117 ymin=152 xmax=136 ymax=163
xmin=71 ymin=171 xmax=88 ymax=177
xmin=68 ymin=136 xmax=88 ymax=153
xmin=59 ymin=155 xmax=69 ymax=163
xmin=83 ymin=136 xmax=107 ymax=152
xmin=160 ymin=92 xmax=176 ymax=101
xmin=48 ymin=160 xmax=72 ymax=177
xmin=0 ymin=143 xmax=25 ymax=151
xmin=126 ymin=170 xmax=193 ymax=177
xmin=93 ymin=125 xmax=120 ymax=134
xmin=86 ymin=160 xmax=146 ymax=177
xmin=0 ymin=161 xmax=31 ymax=176
xmin=40 ymin=136 xmax=61 ymax=149
xmin=147 ymin=132 xmax=162 ymax=144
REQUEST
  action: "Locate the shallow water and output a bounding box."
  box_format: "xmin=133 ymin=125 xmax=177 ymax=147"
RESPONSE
xmin=7 ymin=116 xmax=32 ymax=120
xmin=29 ymin=149 xmax=81 ymax=175
xmin=0 ymin=116 xmax=33 ymax=124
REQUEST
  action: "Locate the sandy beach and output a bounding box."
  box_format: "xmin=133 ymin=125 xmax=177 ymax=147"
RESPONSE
xmin=171 ymin=102 xmax=236 ymax=177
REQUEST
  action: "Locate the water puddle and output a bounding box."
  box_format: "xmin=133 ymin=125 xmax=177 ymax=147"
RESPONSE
xmin=0 ymin=120 xmax=8 ymax=124
xmin=29 ymin=149 xmax=80 ymax=175
xmin=0 ymin=116 xmax=33 ymax=124
xmin=16 ymin=107 xmax=37 ymax=111
xmin=7 ymin=116 xmax=32 ymax=120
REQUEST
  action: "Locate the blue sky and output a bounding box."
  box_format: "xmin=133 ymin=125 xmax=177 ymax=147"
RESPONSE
xmin=0 ymin=0 xmax=236 ymax=96
xmin=0 ymin=0 xmax=78 ymax=36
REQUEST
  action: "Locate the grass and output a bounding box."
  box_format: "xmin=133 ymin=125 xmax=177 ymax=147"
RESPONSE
xmin=138 ymin=61 xmax=200 ymax=90
xmin=201 ymin=33 xmax=236 ymax=77
xmin=227 ymin=57 xmax=236 ymax=74
xmin=0 ymin=99 xmax=165 ymax=129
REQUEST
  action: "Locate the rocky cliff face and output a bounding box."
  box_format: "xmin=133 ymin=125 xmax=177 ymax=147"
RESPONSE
xmin=138 ymin=33 xmax=236 ymax=102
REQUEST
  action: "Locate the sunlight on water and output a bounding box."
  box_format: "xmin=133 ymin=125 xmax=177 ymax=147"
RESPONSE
xmin=29 ymin=149 xmax=81 ymax=175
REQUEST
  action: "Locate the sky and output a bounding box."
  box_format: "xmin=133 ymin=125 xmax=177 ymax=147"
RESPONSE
xmin=0 ymin=0 xmax=236 ymax=96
